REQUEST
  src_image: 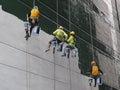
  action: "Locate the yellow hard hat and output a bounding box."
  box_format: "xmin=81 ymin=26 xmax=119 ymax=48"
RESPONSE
xmin=91 ymin=61 xmax=96 ymax=65
xmin=58 ymin=26 xmax=63 ymax=29
xmin=70 ymin=31 xmax=75 ymax=35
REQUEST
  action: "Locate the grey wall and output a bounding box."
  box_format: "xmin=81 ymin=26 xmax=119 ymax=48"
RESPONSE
xmin=92 ymin=0 xmax=120 ymax=89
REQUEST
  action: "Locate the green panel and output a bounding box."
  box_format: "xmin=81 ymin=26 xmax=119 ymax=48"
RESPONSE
xmin=39 ymin=16 xmax=56 ymax=34
xmin=36 ymin=0 xmax=57 ymax=22
xmin=1 ymin=0 xmax=31 ymax=21
xmin=70 ymin=1 xmax=90 ymax=34
xmin=78 ymin=40 xmax=93 ymax=74
xmin=58 ymin=16 xmax=69 ymax=31
xmin=39 ymin=0 xmax=56 ymax=11
xmin=58 ymin=0 xmax=69 ymax=20
xmin=0 ymin=0 xmax=2 ymax=4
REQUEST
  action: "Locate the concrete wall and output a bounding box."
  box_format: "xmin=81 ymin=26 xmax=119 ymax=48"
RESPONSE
xmin=0 ymin=6 xmax=98 ymax=90
xmin=93 ymin=0 xmax=120 ymax=89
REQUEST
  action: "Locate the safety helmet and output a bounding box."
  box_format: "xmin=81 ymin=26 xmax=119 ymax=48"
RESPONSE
xmin=58 ymin=26 xmax=63 ymax=30
xmin=91 ymin=61 xmax=96 ymax=65
xmin=70 ymin=31 xmax=75 ymax=35
xmin=33 ymin=6 xmax=38 ymax=10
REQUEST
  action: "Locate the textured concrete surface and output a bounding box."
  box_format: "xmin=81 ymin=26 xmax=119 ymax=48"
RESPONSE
xmin=0 ymin=6 xmax=98 ymax=90
xmin=93 ymin=0 xmax=120 ymax=89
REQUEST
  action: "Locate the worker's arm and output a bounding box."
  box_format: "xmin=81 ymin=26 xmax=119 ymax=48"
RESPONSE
xmin=53 ymin=29 xmax=58 ymax=35
xmin=64 ymin=32 xmax=68 ymax=41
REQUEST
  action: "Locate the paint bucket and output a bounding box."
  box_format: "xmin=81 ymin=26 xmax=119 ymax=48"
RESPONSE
xmin=97 ymin=77 xmax=102 ymax=85
xmin=33 ymin=26 xmax=40 ymax=35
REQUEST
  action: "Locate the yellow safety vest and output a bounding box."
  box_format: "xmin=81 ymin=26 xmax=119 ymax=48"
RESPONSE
xmin=30 ymin=9 xmax=40 ymax=19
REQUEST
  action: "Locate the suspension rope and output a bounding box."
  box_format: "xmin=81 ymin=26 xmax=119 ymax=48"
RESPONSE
xmin=56 ymin=0 xmax=58 ymax=26
xmin=53 ymin=53 xmax=56 ymax=90
xmin=26 ymin=41 xmax=30 ymax=90
xmin=33 ymin=0 xmax=35 ymax=7
xmin=89 ymin=0 xmax=94 ymax=61
xmin=69 ymin=0 xmax=71 ymax=32
xmin=68 ymin=0 xmax=72 ymax=90
xmin=52 ymin=1 xmax=59 ymax=90
xmin=26 ymin=13 xmax=30 ymax=90
xmin=89 ymin=13 xmax=94 ymax=61
xmin=68 ymin=58 xmax=72 ymax=90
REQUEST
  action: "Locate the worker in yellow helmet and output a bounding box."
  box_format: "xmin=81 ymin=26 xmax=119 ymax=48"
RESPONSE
xmin=28 ymin=6 xmax=40 ymax=36
xmin=87 ymin=60 xmax=103 ymax=87
xmin=62 ymin=31 xmax=76 ymax=56
xmin=45 ymin=26 xmax=68 ymax=52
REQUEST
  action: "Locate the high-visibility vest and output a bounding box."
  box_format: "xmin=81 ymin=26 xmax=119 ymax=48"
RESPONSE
xmin=30 ymin=9 xmax=40 ymax=19
xmin=92 ymin=65 xmax=99 ymax=76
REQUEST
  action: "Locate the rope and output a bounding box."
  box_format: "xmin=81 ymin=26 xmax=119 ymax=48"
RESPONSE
xmin=33 ymin=0 xmax=35 ymax=7
xmin=89 ymin=13 xmax=94 ymax=61
xmin=69 ymin=0 xmax=71 ymax=32
xmin=68 ymin=1 xmax=72 ymax=90
xmin=26 ymin=13 xmax=30 ymax=90
xmin=56 ymin=0 xmax=58 ymax=26
xmin=68 ymin=57 xmax=72 ymax=90
xmin=53 ymin=53 xmax=56 ymax=90
xmin=52 ymin=0 xmax=59 ymax=90
xmin=26 ymin=41 xmax=30 ymax=90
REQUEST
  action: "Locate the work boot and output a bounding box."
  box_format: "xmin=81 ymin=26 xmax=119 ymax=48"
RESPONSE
xmin=25 ymin=33 xmax=30 ymax=38
xmin=25 ymin=34 xmax=30 ymax=40
xmin=45 ymin=49 xmax=50 ymax=52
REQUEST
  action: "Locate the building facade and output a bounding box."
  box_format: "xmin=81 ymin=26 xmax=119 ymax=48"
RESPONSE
xmin=0 ymin=0 xmax=120 ymax=90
